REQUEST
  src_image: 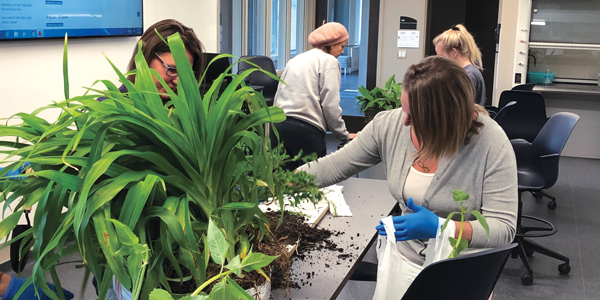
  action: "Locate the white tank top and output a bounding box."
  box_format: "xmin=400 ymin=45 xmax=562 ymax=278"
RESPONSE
xmin=402 ymin=165 xmax=434 ymax=206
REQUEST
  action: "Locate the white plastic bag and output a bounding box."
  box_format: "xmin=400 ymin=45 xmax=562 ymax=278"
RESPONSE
xmin=372 ymin=216 xmax=456 ymax=300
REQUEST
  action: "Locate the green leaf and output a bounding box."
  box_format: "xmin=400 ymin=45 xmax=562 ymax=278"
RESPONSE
xmin=207 ymin=218 xmax=229 ymax=265
xmin=471 ymin=210 xmax=489 ymax=236
xmin=240 ymin=251 xmax=278 ymax=272
xmin=456 ymin=238 xmax=469 ymax=254
xmin=63 ymin=33 xmax=69 ymax=99
xmin=224 ymin=256 xmax=242 ymax=277
xmin=180 ymin=295 xmax=209 ymax=300
xmin=216 ymin=202 xmax=256 ymax=212
xmin=207 ymin=282 xmax=236 ymax=300
xmin=149 ymin=289 xmax=175 ymax=300
xmin=0 ymin=211 xmax=23 ymax=240
xmin=108 ymin=219 xmax=139 ymax=245
xmin=441 ymin=212 xmax=457 ymax=233
xmin=225 ymin=277 xmax=256 ymax=300
xmin=451 ymin=190 xmax=469 ymax=202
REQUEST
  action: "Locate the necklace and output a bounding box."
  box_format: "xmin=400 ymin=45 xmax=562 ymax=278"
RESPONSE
xmin=416 ymin=159 xmax=430 ymax=173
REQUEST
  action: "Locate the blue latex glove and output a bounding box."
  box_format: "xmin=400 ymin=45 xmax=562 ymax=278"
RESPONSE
xmin=375 ymin=198 xmax=442 ymax=241
xmin=0 ymin=162 xmax=30 ymax=179
xmin=3 ymin=277 xmax=74 ymax=300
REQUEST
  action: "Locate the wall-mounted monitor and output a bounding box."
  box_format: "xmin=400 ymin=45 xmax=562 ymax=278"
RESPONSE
xmin=0 ymin=0 xmax=143 ymax=41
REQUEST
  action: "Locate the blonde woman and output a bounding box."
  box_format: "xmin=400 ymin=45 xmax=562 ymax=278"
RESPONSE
xmin=433 ymin=24 xmax=487 ymax=106
xmin=299 ymin=56 xmax=517 ymax=298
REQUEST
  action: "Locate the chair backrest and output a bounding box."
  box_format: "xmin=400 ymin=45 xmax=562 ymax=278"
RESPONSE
xmin=203 ymin=53 xmax=232 ymax=84
xmin=401 ymin=243 xmax=517 ymax=300
xmin=238 ymin=55 xmax=279 ymax=105
xmin=512 ymin=83 xmax=536 ymax=91
xmin=532 ymin=112 xmax=580 ymax=188
xmin=497 ymin=90 xmax=548 ymax=142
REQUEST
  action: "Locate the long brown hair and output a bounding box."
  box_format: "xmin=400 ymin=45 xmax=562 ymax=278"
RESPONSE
xmin=126 ymin=19 xmax=205 ymax=83
xmin=403 ymin=56 xmax=487 ymax=161
xmin=433 ymin=24 xmax=483 ymax=70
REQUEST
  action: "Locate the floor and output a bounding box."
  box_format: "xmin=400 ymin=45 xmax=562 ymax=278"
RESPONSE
xmin=1 ymin=154 xmax=598 ymax=300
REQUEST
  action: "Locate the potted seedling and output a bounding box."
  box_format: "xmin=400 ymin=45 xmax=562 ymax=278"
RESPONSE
xmin=0 ymin=32 xmax=321 ymax=300
xmin=355 ymin=75 xmax=402 ymax=124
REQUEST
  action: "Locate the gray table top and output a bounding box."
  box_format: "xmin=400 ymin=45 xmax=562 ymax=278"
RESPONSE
xmin=271 ymin=177 xmax=397 ymax=300
xmin=533 ymin=83 xmax=600 ymax=95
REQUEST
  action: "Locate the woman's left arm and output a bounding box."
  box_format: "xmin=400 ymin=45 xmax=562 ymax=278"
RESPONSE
xmin=463 ymin=141 xmax=518 ymax=246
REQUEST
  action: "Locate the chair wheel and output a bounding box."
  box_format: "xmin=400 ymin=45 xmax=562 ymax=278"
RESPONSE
xmin=521 ymin=274 xmax=533 ymax=285
xmin=559 ymin=263 xmax=571 ymax=275
xmin=533 ymin=192 xmax=543 ymax=200
xmin=548 ymin=202 xmax=557 ymax=209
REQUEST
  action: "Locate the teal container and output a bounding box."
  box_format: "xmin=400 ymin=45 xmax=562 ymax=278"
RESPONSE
xmin=528 ymin=71 xmax=555 ymax=84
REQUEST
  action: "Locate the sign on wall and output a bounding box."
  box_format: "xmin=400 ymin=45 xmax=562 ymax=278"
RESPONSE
xmin=397 ymin=30 xmax=420 ymax=48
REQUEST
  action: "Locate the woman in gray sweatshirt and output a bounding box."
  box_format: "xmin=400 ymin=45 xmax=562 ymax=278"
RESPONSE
xmin=300 ymin=56 xmax=517 ymax=268
xmin=273 ymin=22 xmax=350 ymax=170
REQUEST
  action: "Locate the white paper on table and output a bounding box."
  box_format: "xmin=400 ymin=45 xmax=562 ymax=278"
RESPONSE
xmin=322 ymin=184 xmax=352 ymax=217
xmin=259 ymin=194 xmax=329 ymax=226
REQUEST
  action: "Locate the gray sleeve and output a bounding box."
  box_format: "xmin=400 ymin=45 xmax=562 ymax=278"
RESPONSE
xmin=470 ymin=140 xmax=518 ymax=248
xmin=298 ymin=115 xmax=383 ymax=187
xmin=319 ymin=66 xmax=349 ymax=142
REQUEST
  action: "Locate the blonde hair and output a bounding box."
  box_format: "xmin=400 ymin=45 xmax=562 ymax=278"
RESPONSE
xmin=403 ymin=56 xmax=487 ymax=162
xmin=433 ymin=24 xmax=483 ymax=70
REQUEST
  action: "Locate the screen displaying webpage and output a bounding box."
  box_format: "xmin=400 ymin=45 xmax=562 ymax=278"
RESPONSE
xmin=0 ymin=0 xmax=143 ymax=40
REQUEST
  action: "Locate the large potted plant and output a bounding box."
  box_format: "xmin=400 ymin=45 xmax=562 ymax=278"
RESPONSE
xmin=0 ymin=32 xmax=319 ymax=299
xmin=355 ymin=75 xmax=402 ymax=124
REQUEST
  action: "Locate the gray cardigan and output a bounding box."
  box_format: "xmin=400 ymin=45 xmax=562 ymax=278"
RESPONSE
xmin=299 ymin=109 xmax=518 ymax=265
xmin=274 ymin=49 xmax=349 ymax=142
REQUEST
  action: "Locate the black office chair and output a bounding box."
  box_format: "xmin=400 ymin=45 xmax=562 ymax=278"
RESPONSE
xmin=497 ymin=90 xmax=548 ymax=142
xmin=511 ymin=112 xmax=580 ymax=285
xmin=512 ymin=83 xmax=536 ymax=91
xmin=401 ymin=243 xmax=517 ymax=300
xmin=238 ymin=55 xmax=279 ymax=106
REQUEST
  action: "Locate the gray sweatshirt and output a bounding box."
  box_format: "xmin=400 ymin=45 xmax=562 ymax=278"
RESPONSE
xmin=274 ymin=49 xmax=349 ymax=141
xmin=464 ymin=64 xmax=487 ymax=106
xmin=299 ymin=109 xmax=518 ymax=265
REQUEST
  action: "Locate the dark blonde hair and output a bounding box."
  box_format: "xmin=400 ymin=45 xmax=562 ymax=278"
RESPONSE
xmin=433 ymin=24 xmax=483 ymax=70
xmin=126 ymin=19 xmax=205 ymax=83
xmin=403 ymin=56 xmax=487 ymax=161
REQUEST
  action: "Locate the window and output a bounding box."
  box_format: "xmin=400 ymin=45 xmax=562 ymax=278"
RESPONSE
xmin=221 ymin=0 xmax=308 ymax=71
xmin=290 ymin=0 xmax=306 ymax=59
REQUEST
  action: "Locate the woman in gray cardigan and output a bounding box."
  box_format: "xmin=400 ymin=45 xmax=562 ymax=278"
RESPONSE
xmin=273 ymin=22 xmax=351 ymax=170
xmin=299 ymin=56 xmax=517 ymax=267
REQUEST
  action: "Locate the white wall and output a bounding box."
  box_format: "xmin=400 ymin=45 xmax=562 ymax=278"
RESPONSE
xmin=0 ymin=0 xmax=218 ymax=263
xmin=376 ymin=0 xmax=428 ymax=87
xmin=494 ymin=0 xmax=531 ymax=106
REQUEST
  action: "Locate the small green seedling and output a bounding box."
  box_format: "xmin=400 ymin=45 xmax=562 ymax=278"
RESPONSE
xmin=441 ymin=190 xmax=489 ymax=258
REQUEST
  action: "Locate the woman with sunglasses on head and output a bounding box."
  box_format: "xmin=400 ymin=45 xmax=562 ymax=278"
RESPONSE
xmin=299 ymin=56 xmax=517 ymax=298
xmin=433 ymin=24 xmax=487 ymax=106
xmin=272 ymin=22 xmax=352 ymax=170
xmin=99 ymin=19 xmax=206 ymax=103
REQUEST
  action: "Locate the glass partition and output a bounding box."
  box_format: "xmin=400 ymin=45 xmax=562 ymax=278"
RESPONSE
xmin=530 ymin=0 xmax=600 ymax=44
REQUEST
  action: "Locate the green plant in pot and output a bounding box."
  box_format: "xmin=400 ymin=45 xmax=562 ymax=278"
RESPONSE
xmin=355 ymin=75 xmax=402 ymax=124
xmin=0 ymin=32 xmax=320 ymax=299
